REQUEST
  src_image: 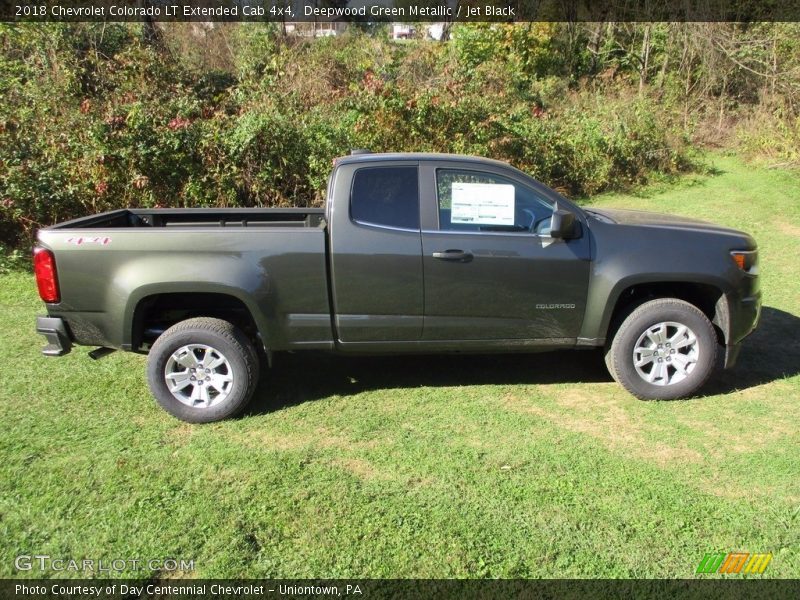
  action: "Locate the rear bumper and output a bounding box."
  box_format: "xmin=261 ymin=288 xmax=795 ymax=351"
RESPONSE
xmin=36 ymin=316 xmax=72 ymax=356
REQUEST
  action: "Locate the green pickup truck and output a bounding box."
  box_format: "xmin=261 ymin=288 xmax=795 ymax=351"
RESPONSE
xmin=34 ymin=152 xmax=761 ymax=422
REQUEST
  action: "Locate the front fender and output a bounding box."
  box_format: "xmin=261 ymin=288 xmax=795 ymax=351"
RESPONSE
xmin=581 ymin=272 xmax=733 ymax=344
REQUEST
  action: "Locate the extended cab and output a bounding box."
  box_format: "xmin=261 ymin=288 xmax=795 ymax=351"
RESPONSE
xmin=34 ymin=152 xmax=761 ymax=422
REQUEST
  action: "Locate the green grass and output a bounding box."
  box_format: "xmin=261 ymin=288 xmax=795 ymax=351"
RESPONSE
xmin=1 ymin=154 xmax=798 ymax=579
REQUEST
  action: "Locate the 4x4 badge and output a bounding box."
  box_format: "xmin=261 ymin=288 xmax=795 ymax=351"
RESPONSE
xmin=66 ymin=236 xmax=111 ymax=246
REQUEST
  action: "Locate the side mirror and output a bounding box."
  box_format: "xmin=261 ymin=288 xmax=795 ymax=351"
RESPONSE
xmin=549 ymin=209 xmax=578 ymax=239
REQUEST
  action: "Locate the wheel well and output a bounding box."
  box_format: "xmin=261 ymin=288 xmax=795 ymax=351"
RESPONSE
xmin=132 ymin=293 xmax=260 ymax=352
xmin=606 ymin=282 xmax=726 ymax=346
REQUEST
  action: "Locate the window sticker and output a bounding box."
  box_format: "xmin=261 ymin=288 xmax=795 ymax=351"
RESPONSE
xmin=451 ymin=183 xmax=515 ymax=226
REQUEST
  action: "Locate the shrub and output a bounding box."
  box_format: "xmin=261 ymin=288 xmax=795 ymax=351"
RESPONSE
xmin=1 ymin=23 xmax=695 ymax=253
xmin=736 ymin=110 xmax=800 ymax=165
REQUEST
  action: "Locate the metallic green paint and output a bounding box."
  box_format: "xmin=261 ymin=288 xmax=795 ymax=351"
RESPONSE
xmin=35 ymin=153 xmax=760 ymax=363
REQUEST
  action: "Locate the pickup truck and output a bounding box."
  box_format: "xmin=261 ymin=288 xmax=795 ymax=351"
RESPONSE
xmin=34 ymin=152 xmax=761 ymax=422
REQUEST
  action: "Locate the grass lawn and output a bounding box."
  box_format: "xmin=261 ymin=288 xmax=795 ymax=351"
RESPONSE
xmin=0 ymin=154 xmax=798 ymax=579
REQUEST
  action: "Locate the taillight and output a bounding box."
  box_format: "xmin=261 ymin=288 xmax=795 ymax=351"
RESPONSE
xmin=33 ymin=248 xmax=60 ymax=303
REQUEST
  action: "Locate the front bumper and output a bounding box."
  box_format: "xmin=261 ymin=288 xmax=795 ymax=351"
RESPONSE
xmin=723 ymin=289 xmax=761 ymax=369
xmin=733 ymin=291 xmax=762 ymax=340
xmin=36 ymin=316 xmax=72 ymax=356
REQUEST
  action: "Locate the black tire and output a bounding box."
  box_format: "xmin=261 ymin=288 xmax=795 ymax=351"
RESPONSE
xmin=147 ymin=317 xmax=259 ymax=423
xmin=605 ymin=298 xmax=718 ymax=400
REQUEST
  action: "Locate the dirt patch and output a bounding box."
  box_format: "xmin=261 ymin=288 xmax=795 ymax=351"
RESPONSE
xmin=674 ymin=384 xmax=799 ymax=457
xmin=775 ymin=220 xmax=800 ymax=237
xmin=503 ymin=384 xmax=798 ymax=501
xmin=331 ymin=458 xmax=434 ymax=487
xmin=332 ymin=457 xmax=386 ymax=481
xmin=163 ymin=423 xmax=196 ymax=447
xmin=236 ymin=426 xmax=383 ymax=452
xmin=238 ymin=427 xmax=344 ymax=451
xmin=697 ymin=474 xmax=800 ymax=503
xmin=501 ymin=387 xmax=704 ymax=466
xmin=160 ymin=569 xmax=195 ymax=580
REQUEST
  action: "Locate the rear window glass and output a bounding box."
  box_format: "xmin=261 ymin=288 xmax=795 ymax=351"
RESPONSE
xmin=351 ymin=167 xmax=419 ymax=230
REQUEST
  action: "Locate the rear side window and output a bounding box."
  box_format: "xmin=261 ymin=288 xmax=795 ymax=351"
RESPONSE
xmin=351 ymin=167 xmax=420 ymax=230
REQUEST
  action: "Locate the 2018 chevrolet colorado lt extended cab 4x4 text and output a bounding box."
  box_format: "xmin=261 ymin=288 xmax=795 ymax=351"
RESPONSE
xmin=34 ymin=152 xmax=761 ymax=422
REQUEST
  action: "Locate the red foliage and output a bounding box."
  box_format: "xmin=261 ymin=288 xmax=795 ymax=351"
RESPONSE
xmin=168 ymin=117 xmax=192 ymax=130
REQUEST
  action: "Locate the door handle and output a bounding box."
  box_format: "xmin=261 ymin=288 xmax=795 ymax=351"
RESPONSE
xmin=432 ymin=249 xmax=473 ymax=262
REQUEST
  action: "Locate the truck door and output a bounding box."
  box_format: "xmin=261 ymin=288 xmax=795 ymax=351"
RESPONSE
xmin=419 ymin=162 xmax=591 ymax=341
xmin=328 ymin=162 xmax=424 ymax=342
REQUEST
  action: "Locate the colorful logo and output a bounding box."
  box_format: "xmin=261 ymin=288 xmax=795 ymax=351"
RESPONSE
xmin=696 ymin=552 xmax=772 ymax=574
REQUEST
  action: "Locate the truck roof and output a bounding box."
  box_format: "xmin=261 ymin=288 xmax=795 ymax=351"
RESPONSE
xmin=335 ymin=152 xmax=513 ymax=169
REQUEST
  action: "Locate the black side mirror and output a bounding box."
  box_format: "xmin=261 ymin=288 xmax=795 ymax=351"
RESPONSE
xmin=549 ymin=209 xmax=578 ymax=239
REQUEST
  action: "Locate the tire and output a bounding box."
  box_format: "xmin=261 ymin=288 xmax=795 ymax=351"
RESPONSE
xmin=605 ymin=298 xmax=718 ymax=400
xmin=147 ymin=317 xmax=259 ymax=423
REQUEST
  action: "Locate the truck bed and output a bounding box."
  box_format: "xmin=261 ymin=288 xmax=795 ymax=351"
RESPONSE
xmin=37 ymin=209 xmax=333 ymax=352
xmin=47 ymin=208 xmax=326 ymax=230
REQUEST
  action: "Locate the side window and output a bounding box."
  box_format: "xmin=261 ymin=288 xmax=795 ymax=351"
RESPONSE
xmin=437 ymin=169 xmax=553 ymax=233
xmin=351 ymin=166 xmax=420 ymax=230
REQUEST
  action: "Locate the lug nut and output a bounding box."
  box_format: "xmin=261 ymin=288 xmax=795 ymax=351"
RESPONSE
xmin=190 ymin=376 xmax=196 ymax=380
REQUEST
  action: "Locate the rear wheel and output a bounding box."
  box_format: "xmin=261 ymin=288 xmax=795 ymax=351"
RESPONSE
xmin=606 ymin=298 xmax=717 ymax=400
xmin=147 ymin=317 xmax=259 ymax=423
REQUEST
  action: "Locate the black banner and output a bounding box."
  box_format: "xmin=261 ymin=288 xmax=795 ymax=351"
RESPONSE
xmin=4 ymin=0 xmax=800 ymax=23
xmin=2 ymin=579 xmax=800 ymax=600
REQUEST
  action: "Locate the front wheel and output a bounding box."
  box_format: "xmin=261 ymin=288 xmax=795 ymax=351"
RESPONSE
xmin=147 ymin=317 xmax=259 ymax=423
xmin=606 ymin=298 xmax=718 ymax=400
